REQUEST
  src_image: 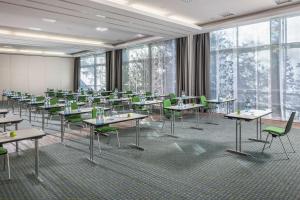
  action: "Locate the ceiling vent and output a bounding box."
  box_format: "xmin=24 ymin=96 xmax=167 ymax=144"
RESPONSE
xmin=274 ymin=0 xmax=292 ymax=5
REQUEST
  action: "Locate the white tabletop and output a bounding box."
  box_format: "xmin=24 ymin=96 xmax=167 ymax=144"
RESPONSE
xmin=0 ymin=109 xmax=9 ymax=114
xmin=164 ymin=104 xmax=204 ymax=111
xmin=58 ymin=107 xmax=110 ymax=116
xmin=131 ymin=100 xmax=163 ymax=106
xmin=0 ymin=128 xmax=46 ymax=144
xmin=0 ymin=116 xmax=23 ymax=124
xmin=175 ymin=96 xmax=198 ymax=100
xmin=225 ymin=109 xmax=272 ymax=121
xmin=84 ymin=113 xmax=148 ymax=126
xmin=206 ymin=98 xmax=236 ymax=103
xmin=108 ymin=98 xmax=130 ymax=102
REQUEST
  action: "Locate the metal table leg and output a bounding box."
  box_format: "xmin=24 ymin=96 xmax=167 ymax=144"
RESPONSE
xmin=19 ymin=102 xmax=22 ymax=117
xmin=88 ymin=125 xmax=96 ymax=163
xmin=129 ymin=119 xmax=144 ymax=151
xmin=42 ymin=109 xmax=45 ymax=131
xmin=29 ymin=104 xmax=32 ymax=123
xmin=15 ymin=123 xmax=19 ymax=153
xmin=34 ymin=139 xmax=43 ymax=182
xmin=60 ymin=114 xmax=64 ymax=143
xmin=249 ymin=117 xmax=268 ymax=143
xmin=227 ymin=119 xmax=250 ymax=156
xmin=191 ymin=107 xmax=203 ymax=131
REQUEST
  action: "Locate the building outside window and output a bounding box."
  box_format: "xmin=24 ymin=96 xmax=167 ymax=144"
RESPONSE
xmin=80 ymin=54 xmax=106 ymax=91
xmin=210 ymin=14 xmax=300 ymax=120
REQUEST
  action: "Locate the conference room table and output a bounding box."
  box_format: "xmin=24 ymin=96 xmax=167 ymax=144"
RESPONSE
xmin=225 ymin=109 xmax=272 ymax=156
xmin=0 ymin=128 xmax=46 ymax=181
xmin=84 ymin=113 xmax=148 ymax=162
xmin=0 ymin=109 xmax=9 ymax=117
xmin=58 ymin=107 xmax=110 ymax=143
xmin=206 ymin=98 xmax=236 ymax=114
xmin=38 ymin=102 xmax=85 ymax=130
xmin=131 ymin=100 xmax=163 ymax=120
xmin=164 ymin=104 xmax=204 ymax=138
xmin=0 ymin=116 xmax=23 ymax=152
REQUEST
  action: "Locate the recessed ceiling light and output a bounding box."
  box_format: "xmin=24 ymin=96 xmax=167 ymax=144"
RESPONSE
xmin=42 ymin=18 xmax=57 ymax=23
xmin=90 ymin=0 xmax=128 ymax=5
xmin=136 ymin=34 xmax=144 ymax=38
xmin=96 ymin=27 xmax=108 ymax=32
xmin=0 ymin=28 xmax=105 ymax=46
xmin=3 ymin=45 xmax=12 ymax=48
xmin=96 ymin=14 xmax=106 ymax=18
xmin=28 ymin=27 xmax=42 ymax=31
xmin=131 ymin=4 xmax=169 ymax=16
xmin=168 ymin=15 xmax=197 ymax=24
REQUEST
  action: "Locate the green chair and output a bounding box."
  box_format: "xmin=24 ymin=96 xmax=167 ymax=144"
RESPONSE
xmin=56 ymin=92 xmax=64 ymax=99
xmin=47 ymin=97 xmax=61 ymax=124
xmin=131 ymin=96 xmax=149 ymax=114
xmin=109 ymin=94 xmax=124 ymax=111
xmin=262 ymin=112 xmax=296 ymax=159
xmin=92 ymin=109 xmax=120 ymax=154
xmin=78 ymin=96 xmax=87 ymax=103
xmin=66 ymin=94 xmax=75 ymax=101
xmin=36 ymin=96 xmax=45 ymax=102
xmin=93 ymin=97 xmax=101 ymax=106
xmin=145 ymin=92 xmax=153 ymax=100
xmin=65 ymin=102 xmax=83 ymax=131
xmin=162 ymin=99 xmax=182 ymax=129
xmin=47 ymin=91 xmax=56 ymax=97
xmin=0 ymin=145 xmax=10 ymax=179
xmin=169 ymin=93 xmax=177 ymax=105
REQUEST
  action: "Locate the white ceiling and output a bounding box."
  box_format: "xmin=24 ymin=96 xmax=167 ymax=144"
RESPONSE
xmin=0 ymin=0 xmax=299 ymax=56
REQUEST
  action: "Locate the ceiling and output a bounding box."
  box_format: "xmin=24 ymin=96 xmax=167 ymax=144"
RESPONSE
xmin=0 ymin=0 xmax=299 ymax=56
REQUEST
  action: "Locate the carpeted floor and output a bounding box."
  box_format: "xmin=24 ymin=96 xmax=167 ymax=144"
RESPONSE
xmin=0 ymin=107 xmax=300 ymax=200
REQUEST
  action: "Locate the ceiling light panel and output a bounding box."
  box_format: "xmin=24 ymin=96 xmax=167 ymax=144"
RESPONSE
xmin=168 ymin=15 xmax=197 ymax=24
xmin=42 ymin=18 xmax=57 ymax=23
xmin=130 ymin=4 xmax=169 ymax=16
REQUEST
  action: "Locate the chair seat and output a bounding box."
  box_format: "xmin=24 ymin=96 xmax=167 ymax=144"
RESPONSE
xmin=0 ymin=147 xmax=7 ymax=155
xmin=67 ymin=118 xmax=83 ymax=123
xmin=95 ymin=126 xmax=118 ymax=133
xmin=263 ymin=126 xmax=285 ymax=136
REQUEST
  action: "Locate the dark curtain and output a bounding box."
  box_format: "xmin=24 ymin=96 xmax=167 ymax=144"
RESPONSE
xmin=176 ymin=37 xmax=189 ymax=96
xmin=114 ymin=49 xmax=123 ymax=91
xmin=193 ymin=33 xmax=210 ymax=97
xmin=73 ymin=57 xmax=80 ymax=91
xmin=106 ymin=51 xmax=113 ymax=91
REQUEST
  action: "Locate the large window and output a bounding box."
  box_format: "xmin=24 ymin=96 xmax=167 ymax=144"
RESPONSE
xmin=80 ymin=54 xmax=106 ymax=90
xmin=210 ymin=15 xmax=300 ymax=120
xmin=122 ymin=40 xmax=176 ymax=94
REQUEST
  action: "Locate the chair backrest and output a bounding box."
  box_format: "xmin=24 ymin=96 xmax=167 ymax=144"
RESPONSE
xmin=132 ymin=96 xmax=140 ymax=103
xmin=50 ymin=97 xmax=58 ymax=105
xmin=66 ymin=94 xmax=75 ymax=101
xmin=126 ymin=91 xmax=133 ymax=95
xmin=109 ymin=94 xmax=114 ymax=99
xmin=169 ymin=93 xmax=176 ymax=99
xmin=163 ymin=99 xmax=171 ymax=108
xmin=79 ymin=96 xmax=87 ymax=102
xmin=71 ymin=102 xmax=78 ymax=110
xmin=146 ymin=92 xmax=152 ymax=96
xmin=200 ymin=96 xmax=208 ymax=108
xmin=36 ymin=96 xmax=45 ymax=102
xmin=284 ymin=111 xmax=296 ymax=135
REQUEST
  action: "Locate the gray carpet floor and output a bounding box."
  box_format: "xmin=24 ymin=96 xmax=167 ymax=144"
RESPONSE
xmin=0 ymin=107 xmax=300 ymax=200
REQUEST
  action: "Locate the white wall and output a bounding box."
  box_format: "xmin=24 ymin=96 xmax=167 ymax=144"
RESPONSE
xmin=0 ymin=53 xmax=74 ymax=96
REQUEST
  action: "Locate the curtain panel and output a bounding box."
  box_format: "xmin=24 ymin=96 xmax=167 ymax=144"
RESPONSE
xmin=193 ymin=33 xmax=210 ymax=97
xmin=114 ymin=49 xmax=123 ymax=91
xmin=105 ymin=51 xmax=113 ymax=91
xmin=176 ymin=37 xmax=189 ymax=96
xmin=73 ymin=57 xmax=80 ymax=91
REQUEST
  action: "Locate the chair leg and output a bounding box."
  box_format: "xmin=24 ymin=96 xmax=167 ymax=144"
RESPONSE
xmin=7 ymin=154 xmax=10 ymax=179
xmin=279 ymin=137 xmax=289 ymax=159
xmin=97 ymin=134 xmax=101 ymax=154
xmin=286 ymin=135 xmax=296 ymax=153
xmin=268 ymin=136 xmax=274 ymax=149
xmin=262 ymin=134 xmax=270 ymax=153
xmin=115 ymin=131 xmax=120 ymax=148
xmin=3 ymin=155 xmax=5 ymax=170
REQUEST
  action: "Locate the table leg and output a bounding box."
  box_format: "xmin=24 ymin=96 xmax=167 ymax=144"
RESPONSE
xmin=42 ymin=109 xmax=45 ymax=131
xmin=89 ymin=125 xmax=95 ymax=162
xmin=128 ymin=119 xmax=144 ymax=151
xmin=34 ymin=139 xmax=43 ymax=182
xmin=191 ymin=107 xmax=203 ymax=131
xmin=249 ymin=117 xmax=268 ymax=143
xmin=19 ymin=102 xmax=22 ymax=117
xmin=227 ymin=119 xmax=250 ymax=156
xmin=60 ymin=114 xmax=64 ymax=143
xmin=160 ymin=103 xmax=163 ymax=122
xmin=15 ymin=123 xmax=19 ymax=152
xmin=29 ymin=105 xmax=32 ymax=123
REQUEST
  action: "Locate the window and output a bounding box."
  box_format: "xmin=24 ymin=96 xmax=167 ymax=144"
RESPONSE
xmin=210 ymin=15 xmax=300 ymax=120
xmin=122 ymin=40 xmax=176 ymax=94
xmin=80 ymin=54 xmax=106 ymax=90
